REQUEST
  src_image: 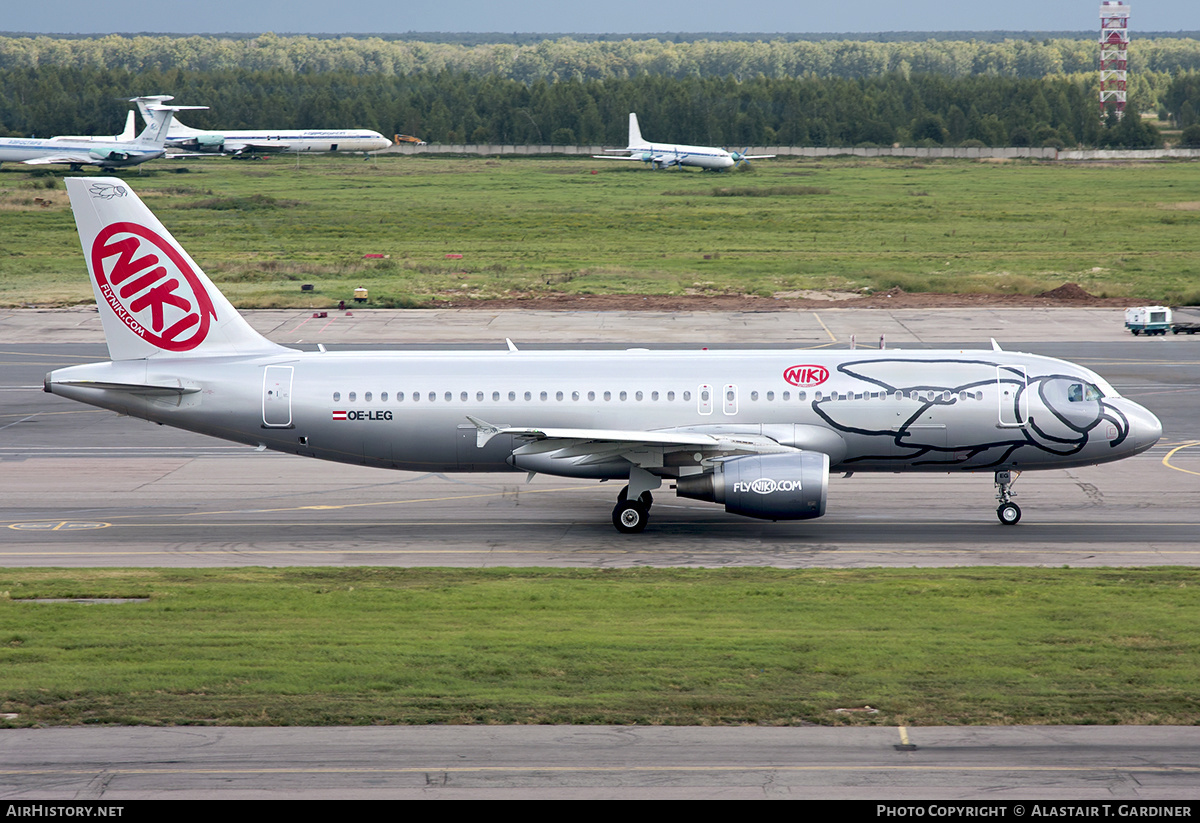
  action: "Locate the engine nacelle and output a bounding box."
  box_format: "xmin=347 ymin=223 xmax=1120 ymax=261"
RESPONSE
xmin=676 ymin=452 xmax=829 ymax=520
xmin=180 ymin=134 xmax=226 ymax=152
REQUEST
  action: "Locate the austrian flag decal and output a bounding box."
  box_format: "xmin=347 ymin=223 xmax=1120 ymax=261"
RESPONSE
xmin=91 ymin=222 xmax=217 ymax=352
xmin=332 ymin=411 xmax=348 ymax=421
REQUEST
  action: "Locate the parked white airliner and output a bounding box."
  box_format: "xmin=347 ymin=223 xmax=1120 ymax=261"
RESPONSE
xmin=133 ymin=96 xmax=391 ymax=157
xmin=46 ymin=178 xmax=1161 ymax=532
xmin=0 ymin=107 xmax=184 ymax=170
xmin=594 ymin=113 xmax=775 ymax=170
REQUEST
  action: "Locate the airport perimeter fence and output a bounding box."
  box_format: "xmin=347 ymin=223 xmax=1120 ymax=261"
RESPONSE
xmin=383 ymin=144 xmax=1200 ymax=161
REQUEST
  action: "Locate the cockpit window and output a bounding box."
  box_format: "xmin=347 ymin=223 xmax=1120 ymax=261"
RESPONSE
xmin=1067 ymin=382 xmax=1103 ymax=402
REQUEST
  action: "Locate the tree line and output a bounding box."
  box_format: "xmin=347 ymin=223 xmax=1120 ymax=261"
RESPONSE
xmin=3 ymin=33 xmax=1200 ymax=83
xmin=0 ymin=67 xmax=1180 ymax=148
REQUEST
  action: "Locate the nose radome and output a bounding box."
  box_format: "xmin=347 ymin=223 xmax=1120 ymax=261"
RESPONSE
xmin=1129 ymin=403 xmax=1163 ymax=452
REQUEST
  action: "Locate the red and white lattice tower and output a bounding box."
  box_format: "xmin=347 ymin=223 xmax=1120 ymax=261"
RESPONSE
xmin=1099 ymin=1 xmax=1130 ymax=118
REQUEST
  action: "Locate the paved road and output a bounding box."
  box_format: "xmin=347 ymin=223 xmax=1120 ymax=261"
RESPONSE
xmin=2 ymin=725 xmax=1198 ymax=800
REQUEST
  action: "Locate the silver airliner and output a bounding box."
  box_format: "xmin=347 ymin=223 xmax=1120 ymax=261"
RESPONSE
xmin=0 ymin=106 xmax=189 ymax=171
xmin=46 ymin=178 xmax=1162 ymax=533
xmin=132 ymin=96 xmax=391 ymax=157
xmin=594 ymin=113 xmax=775 ymax=170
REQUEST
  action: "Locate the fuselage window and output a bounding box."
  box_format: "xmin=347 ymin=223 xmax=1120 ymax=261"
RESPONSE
xmin=766 ymin=391 xmax=774 ymax=401
xmin=461 ymin=392 xmax=468 ymax=402
xmin=365 ymin=392 xmax=373 ymax=402
xmin=333 ymin=392 xmax=341 ymax=401
xmin=556 ymin=391 xmax=564 ymax=401
xmin=397 ymin=392 xmax=404 ymax=402
xmin=477 ymin=391 xmax=484 ymax=402
xmin=782 ymin=391 xmax=790 ymax=401
xmin=349 ymin=392 xmax=357 ymax=402
xmin=524 ymin=391 xmax=532 ymax=401
xmin=588 ymin=391 xmax=596 ymax=401
xmin=667 ymin=391 xmax=675 ymax=401
xmin=604 ymin=391 xmax=612 ymax=401
xmin=815 ymin=391 xmax=823 ymax=401
xmin=541 ymin=391 xmax=548 ymax=401
xmin=683 ymin=391 xmax=691 ymax=401
xmin=446 ymin=391 xmax=453 ymax=402
xmin=635 ymin=391 xmax=643 ymax=401
xmin=412 ymin=392 xmax=419 ymax=402
xmin=429 ymin=392 xmax=436 ymax=402
xmin=651 ymin=391 xmax=659 ymax=401
xmin=493 ymin=391 xmax=500 ymax=402
xmin=381 ymin=392 xmax=389 ymax=402
xmin=619 ymin=391 xmax=627 ymax=401
xmin=572 ymin=391 xmax=580 ymax=401
xmin=508 ymin=391 xmax=516 ymax=401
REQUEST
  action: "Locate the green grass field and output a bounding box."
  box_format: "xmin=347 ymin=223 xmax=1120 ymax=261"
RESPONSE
xmin=2 ymin=154 xmax=1199 ymax=308
xmin=1 ymin=568 xmax=1197 ymax=727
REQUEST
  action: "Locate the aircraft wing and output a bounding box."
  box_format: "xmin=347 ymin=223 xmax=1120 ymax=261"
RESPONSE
xmin=591 ymin=154 xmax=641 ymax=160
xmin=467 ymin=416 xmax=797 ymax=465
xmin=225 ymin=142 xmax=292 ymax=155
xmin=22 ymin=155 xmax=93 ymax=166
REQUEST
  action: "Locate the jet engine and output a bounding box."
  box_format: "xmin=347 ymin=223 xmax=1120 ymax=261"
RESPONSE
xmin=676 ymin=452 xmax=829 ymax=520
xmin=179 ymin=134 xmax=226 ymax=152
xmin=90 ymin=149 xmax=130 ymax=162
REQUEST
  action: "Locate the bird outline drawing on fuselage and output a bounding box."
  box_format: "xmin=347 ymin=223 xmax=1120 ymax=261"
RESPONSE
xmin=812 ymin=358 xmax=1131 ymax=469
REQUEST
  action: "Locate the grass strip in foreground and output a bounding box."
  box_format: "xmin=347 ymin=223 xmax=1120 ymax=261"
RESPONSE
xmin=0 ymin=567 xmax=1196 ymax=727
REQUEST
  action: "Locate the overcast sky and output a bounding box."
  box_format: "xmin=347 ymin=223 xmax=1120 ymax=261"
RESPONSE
xmin=7 ymin=1 xmax=1198 ymax=36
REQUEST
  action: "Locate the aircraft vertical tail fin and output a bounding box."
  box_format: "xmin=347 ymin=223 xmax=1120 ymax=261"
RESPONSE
xmin=133 ymin=108 xmax=176 ymax=148
xmin=66 ymin=177 xmax=289 ymax=361
xmin=628 ymin=112 xmax=646 ymax=148
xmin=116 ymin=110 xmax=136 ymax=141
xmin=137 ymin=101 xmax=209 ymax=142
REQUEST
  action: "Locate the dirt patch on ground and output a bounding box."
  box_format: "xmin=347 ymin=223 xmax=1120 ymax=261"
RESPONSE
xmin=426 ymin=283 xmax=1131 ymax=311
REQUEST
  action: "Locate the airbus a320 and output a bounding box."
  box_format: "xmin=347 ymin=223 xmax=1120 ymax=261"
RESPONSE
xmin=45 ymin=178 xmax=1162 ymax=532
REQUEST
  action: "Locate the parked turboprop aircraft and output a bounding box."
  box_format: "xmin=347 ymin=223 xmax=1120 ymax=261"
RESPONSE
xmin=594 ymin=113 xmax=775 ymax=170
xmin=47 ymin=178 xmax=1161 ymax=533
xmin=0 ymin=107 xmax=184 ymax=170
xmin=133 ymin=96 xmax=391 ymax=157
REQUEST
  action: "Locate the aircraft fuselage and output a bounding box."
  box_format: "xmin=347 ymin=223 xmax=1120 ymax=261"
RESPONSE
xmin=47 ymin=347 xmax=1160 ymax=478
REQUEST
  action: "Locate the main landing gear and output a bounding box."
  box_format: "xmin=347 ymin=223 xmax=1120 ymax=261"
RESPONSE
xmin=612 ymin=487 xmax=654 ymax=534
xmin=995 ymin=470 xmax=1021 ymax=525
xmin=611 ymin=466 xmax=662 ymax=534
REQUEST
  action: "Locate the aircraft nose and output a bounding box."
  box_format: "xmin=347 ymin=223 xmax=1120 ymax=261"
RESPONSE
xmin=1126 ymin=401 xmax=1163 ymax=453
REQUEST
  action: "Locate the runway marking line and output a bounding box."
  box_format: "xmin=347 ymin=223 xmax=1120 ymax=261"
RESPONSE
xmin=7 ymin=521 xmax=110 ymax=532
xmin=1 ymin=764 xmax=1197 ymax=777
xmin=5 ymin=548 xmax=1200 ymax=558
xmin=811 ymin=312 xmax=837 ymax=343
xmin=1161 ymin=441 xmax=1200 ymax=477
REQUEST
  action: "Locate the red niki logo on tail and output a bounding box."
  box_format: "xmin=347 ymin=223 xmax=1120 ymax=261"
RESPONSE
xmin=783 ymin=364 xmax=829 ymax=387
xmin=91 ymin=222 xmax=217 ymax=351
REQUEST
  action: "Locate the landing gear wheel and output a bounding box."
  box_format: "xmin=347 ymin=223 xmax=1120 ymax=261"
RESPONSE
xmin=612 ymin=501 xmax=649 ymax=534
xmin=997 ymin=502 xmax=1022 ymax=525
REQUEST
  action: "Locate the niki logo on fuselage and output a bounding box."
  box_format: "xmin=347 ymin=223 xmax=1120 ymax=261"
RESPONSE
xmin=783 ymin=365 xmax=829 ymax=387
xmin=332 ymin=410 xmax=393 ymax=421
xmin=91 ymin=223 xmax=217 ymax=351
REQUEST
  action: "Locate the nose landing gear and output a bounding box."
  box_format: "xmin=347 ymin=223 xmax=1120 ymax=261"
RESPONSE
xmin=995 ymin=470 xmax=1022 ymax=525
